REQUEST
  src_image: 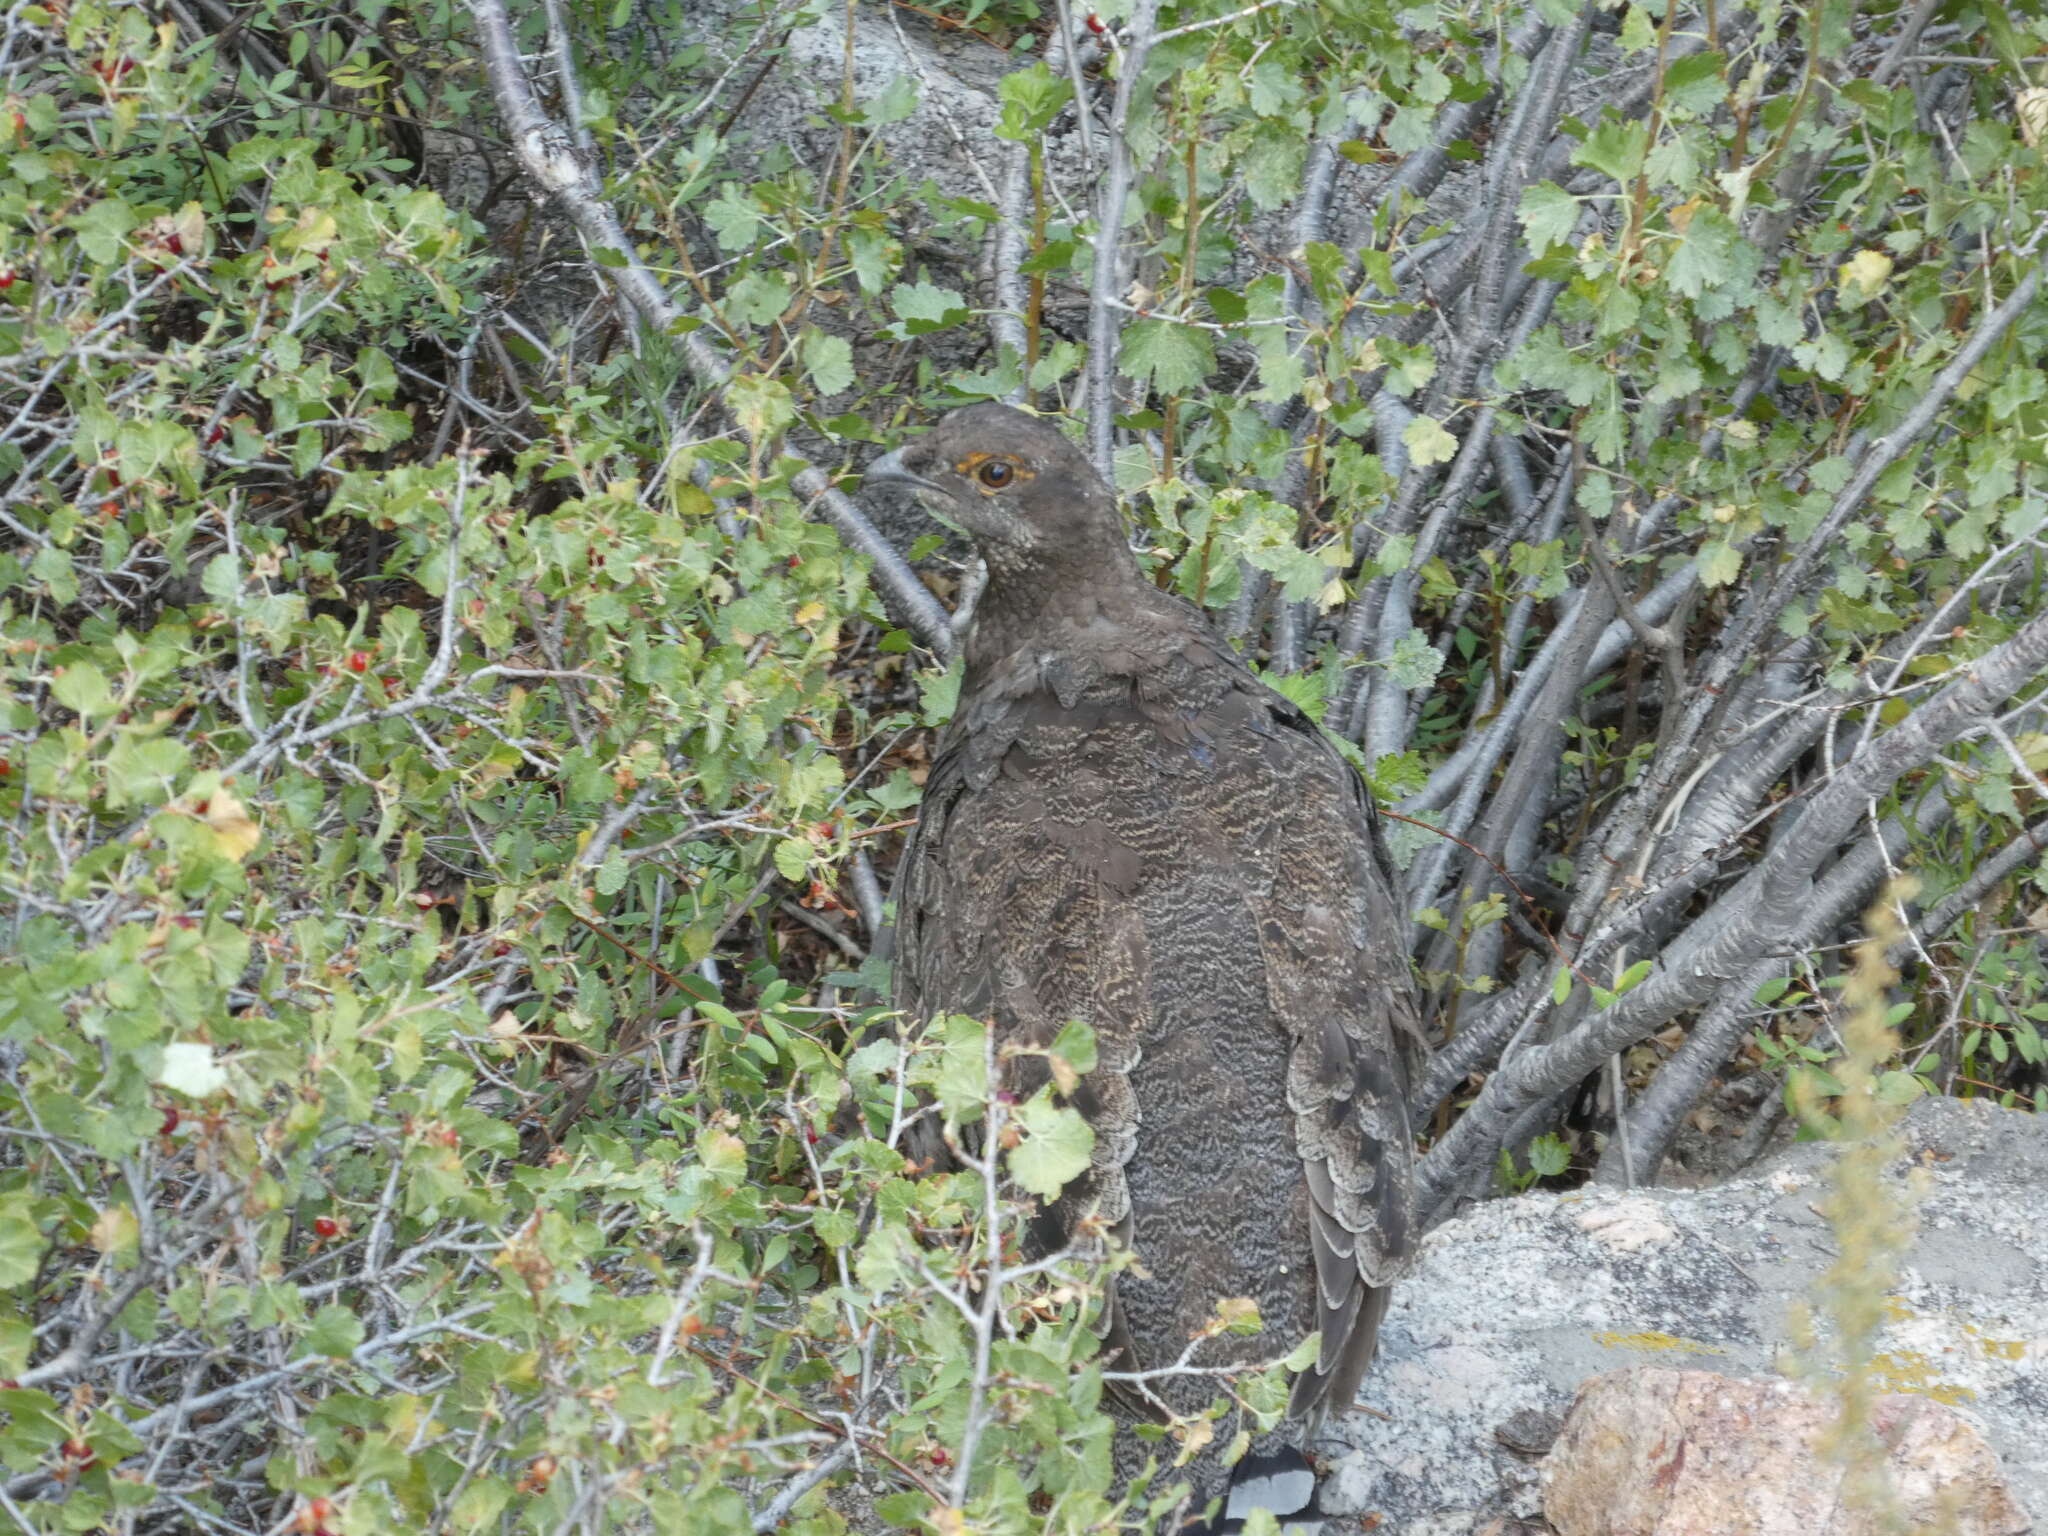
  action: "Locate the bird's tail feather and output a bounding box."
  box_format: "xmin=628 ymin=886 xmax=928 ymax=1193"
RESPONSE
xmin=1171 ymin=1445 xmax=1318 ymax=1536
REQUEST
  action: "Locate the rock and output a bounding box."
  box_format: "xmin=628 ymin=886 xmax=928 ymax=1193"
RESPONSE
xmin=1314 ymin=1096 xmax=2048 ymax=1534
xmin=1542 ymin=1366 xmax=2029 ymax=1536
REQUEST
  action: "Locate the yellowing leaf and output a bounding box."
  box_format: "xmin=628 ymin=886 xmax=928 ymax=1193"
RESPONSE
xmin=1402 ymin=414 xmax=1458 ymax=468
xmin=203 ymin=789 xmax=261 ymax=862
xmin=156 ymin=1041 xmax=228 ymax=1097
xmin=1837 ymin=249 xmax=1893 ymax=302
xmin=1208 ymin=1295 xmax=1262 ymax=1334
xmin=2018 ymin=87 xmax=2048 ymax=150
xmin=1697 ymin=541 xmax=1742 ymax=588
xmin=1177 ymin=1417 xmax=1216 ymax=1462
xmin=90 ymin=1204 xmax=140 ymax=1258
xmin=280 ymin=206 xmax=339 ymax=256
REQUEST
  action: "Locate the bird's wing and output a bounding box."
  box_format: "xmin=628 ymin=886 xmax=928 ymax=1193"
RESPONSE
xmin=891 ymin=703 xmax=1153 ymax=1404
xmin=1237 ymin=689 xmax=1420 ymax=1423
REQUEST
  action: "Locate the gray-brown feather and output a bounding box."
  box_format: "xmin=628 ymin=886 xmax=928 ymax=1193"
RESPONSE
xmin=885 ymin=403 xmax=1420 ymax=1504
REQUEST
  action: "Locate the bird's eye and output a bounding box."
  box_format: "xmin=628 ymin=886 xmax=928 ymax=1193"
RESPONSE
xmin=976 ymin=460 xmax=1014 ymax=488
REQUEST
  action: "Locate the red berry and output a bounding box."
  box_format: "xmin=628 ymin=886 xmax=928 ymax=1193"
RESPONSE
xmin=206 ymin=424 xmax=225 ymax=445
xmin=1084 ymin=11 xmax=1106 ymax=31
xmin=60 ymin=1438 xmax=95 ymax=1468
xmin=0 ymin=271 xmax=15 ymax=290
xmin=313 ymin=1216 xmax=340 ymax=1237
xmin=160 ymin=1107 xmax=179 ymax=1135
xmin=346 ymin=651 xmax=369 ymax=673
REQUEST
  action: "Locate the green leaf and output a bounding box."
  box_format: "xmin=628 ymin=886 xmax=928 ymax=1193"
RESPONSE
xmin=995 ymin=60 xmax=1070 ymax=140
xmin=801 ymin=329 xmax=854 ymax=397
xmin=1206 ymin=286 xmax=1248 ymax=325
xmin=72 ymin=198 xmax=139 ymax=264
xmin=1696 ymin=541 xmax=1741 ymax=587
xmin=1517 ymin=182 xmax=1580 ymax=252
xmin=726 ymin=372 xmax=794 ymax=438
xmin=1792 ymin=329 xmax=1849 ymax=382
xmin=1401 ymin=414 xmax=1458 ymax=468
xmin=0 ymin=1194 xmax=41 ymax=1288
xmin=1008 ymin=1092 xmax=1094 ymax=1198
xmin=1527 ymin=1133 xmax=1571 ymax=1177
xmin=1571 ymin=119 xmax=1648 ymax=184
xmin=1118 ymin=317 xmax=1217 ymax=396
xmin=52 ymin=662 xmax=115 ymax=719
xmin=726 ymin=270 xmax=791 ymax=327
xmin=811 ymin=1207 xmax=857 ymax=1247
xmin=1552 ymin=966 xmax=1573 ymax=1006
xmin=932 ymin=1015 xmax=990 ymax=1122
xmin=867 ymin=73 xmax=920 ymax=126
xmin=873 ymin=1492 xmax=931 ymax=1528
xmin=1666 ymin=206 xmax=1739 ymax=299
xmin=888 ymin=280 xmax=969 ymax=336
xmin=1610 ymin=958 xmax=1653 ymax=996
xmin=1386 ymin=628 xmax=1444 ymax=691
xmin=1264 ymin=666 xmax=1328 ymax=722
xmin=1049 ymin=1018 xmax=1097 ymax=1077
xmin=702 ymin=185 xmax=760 ymax=251
xmin=302 ymin=1303 xmax=366 ymax=1359
xmin=1874 ymin=1071 xmax=1925 ymax=1106
xmin=1661 ymin=51 xmax=1728 ymax=115
xmin=1245 ymin=273 xmax=1304 ymax=402
xmin=104 ymin=741 xmax=189 ymax=811
xmin=919 ymin=660 xmax=961 ymax=727
xmin=773 ymin=838 xmax=810 ymax=882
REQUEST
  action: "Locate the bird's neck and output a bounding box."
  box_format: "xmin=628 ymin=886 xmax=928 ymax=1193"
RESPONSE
xmin=960 ymin=547 xmax=1192 ymax=694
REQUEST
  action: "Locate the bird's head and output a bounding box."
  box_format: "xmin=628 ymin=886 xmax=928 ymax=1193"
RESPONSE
xmin=865 ymin=403 xmax=1128 ymax=578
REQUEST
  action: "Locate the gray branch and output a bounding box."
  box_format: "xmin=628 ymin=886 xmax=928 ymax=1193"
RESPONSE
xmin=463 ymin=0 xmax=955 ymax=658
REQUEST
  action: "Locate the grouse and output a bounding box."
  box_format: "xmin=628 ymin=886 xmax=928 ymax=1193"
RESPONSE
xmin=867 ymin=403 xmax=1420 ymax=1525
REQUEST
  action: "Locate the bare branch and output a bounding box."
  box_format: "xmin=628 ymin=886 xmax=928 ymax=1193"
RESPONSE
xmin=463 ymin=0 xmax=956 ymax=657
xmin=1416 ymin=604 xmax=2048 ymax=1220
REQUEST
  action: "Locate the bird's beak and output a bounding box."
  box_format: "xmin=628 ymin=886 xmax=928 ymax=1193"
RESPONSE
xmin=866 ymin=446 xmax=943 ymax=494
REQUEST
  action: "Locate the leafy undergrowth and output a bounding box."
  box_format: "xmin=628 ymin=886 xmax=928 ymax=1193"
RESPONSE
xmin=5 ymin=0 xmax=2046 ymax=1531
xmin=0 ymin=5 xmax=1281 ymax=1531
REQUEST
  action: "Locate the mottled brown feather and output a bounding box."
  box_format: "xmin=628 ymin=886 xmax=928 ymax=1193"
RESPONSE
xmin=881 ymin=403 xmax=1422 ymax=1499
